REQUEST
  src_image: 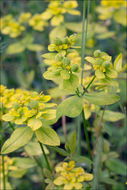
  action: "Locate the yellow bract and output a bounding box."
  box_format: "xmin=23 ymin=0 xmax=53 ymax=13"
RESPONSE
xmin=42 ymin=0 xmax=80 ymax=26
xmin=53 ymin=160 xmax=93 ymax=190
xmin=0 ymin=15 xmax=25 ymax=38
xmin=29 ymin=14 xmax=48 ymax=31
xmin=18 ymin=12 xmax=31 ymax=23
xmin=0 ymin=85 xmax=56 ymax=131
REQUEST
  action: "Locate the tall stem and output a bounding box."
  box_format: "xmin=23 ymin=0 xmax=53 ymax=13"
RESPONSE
xmin=2 ymin=154 xmax=6 ymax=190
xmin=82 ymin=110 xmax=93 ymax=161
xmin=80 ymin=0 xmax=92 ymax=160
xmin=77 ymin=116 xmax=81 ymax=155
xmin=38 ymin=142 xmax=52 ymax=172
xmin=81 ymin=0 xmax=90 ymax=85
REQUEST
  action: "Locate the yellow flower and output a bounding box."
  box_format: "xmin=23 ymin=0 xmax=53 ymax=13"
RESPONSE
xmin=18 ymin=12 xmax=31 ymax=23
xmin=0 ymin=15 xmax=25 ymax=38
xmin=29 ymin=14 xmax=48 ymax=31
xmin=53 ymin=161 xmax=93 ymax=190
xmin=42 ymin=0 xmax=80 ymax=26
xmin=1 ymin=85 xmax=56 ymax=131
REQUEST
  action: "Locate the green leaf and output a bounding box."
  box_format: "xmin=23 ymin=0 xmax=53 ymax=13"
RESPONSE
xmin=68 ymin=131 xmax=77 ymax=154
xmin=56 ymin=96 xmax=83 ymax=119
xmin=6 ymin=42 xmax=25 ymax=54
xmin=28 ymin=117 xmax=42 ymax=131
xmin=1 ymin=127 xmax=33 ymax=154
xmin=60 ymin=70 xmax=70 ymax=80
xmin=114 ymin=53 xmax=122 ymax=72
xmin=27 ymin=44 xmax=44 ymax=51
xmin=99 ymin=110 xmax=124 ymax=122
xmin=24 ymin=141 xmax=49 ymax=156
xmin=49 ymin=25 xmax=67 ymax=43
xmin=9 ymin=169 xmax=27 ymax=178
xmin=41 ymin=53 xmax=57 ymax=59
xmin=84 ymin=92 xmax=120 ymax=106
xmin=96 ymin=31 xmax=115 ymax=39
xmin=114 ymin=8 xmax=126 ymax=26
xmin=85 ymin=56 xmax=96 ymax=64
xmin=51 ymin=147 xmax=69 ymax=156
xmin=65 ymin=22 xmax=82 ymax=32
xmin=35 ymin=126 xmax=60 ymax=146
xmin=105 ymin=159 xmax=126 ymax=176
xmin=100 ymin=177 xmax=118 ymax=185
xmin=95 ymin=69 xmax=105 ymax=79
xmin=12 ymin=157 xmax=36 ymax=169
xmin=63 ymin=74 xmax=79 ymax=92
xmin=72 ymin=155 xmax=92 ymax=168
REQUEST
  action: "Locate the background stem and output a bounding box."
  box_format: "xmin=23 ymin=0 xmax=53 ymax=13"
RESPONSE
xmin=2 ymin=154 xmax=6 ymax=190
xmin=38 ymin=142 xmax=52 ymax=172
xmin=82 ymin=110 xmax=93 ymax=160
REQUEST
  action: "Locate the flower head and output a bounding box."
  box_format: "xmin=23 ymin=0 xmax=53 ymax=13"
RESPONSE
xmin=1 ymin=85 xmax=56 ymax=131
xmin=53 ymin=161 xmax=93 ymax=190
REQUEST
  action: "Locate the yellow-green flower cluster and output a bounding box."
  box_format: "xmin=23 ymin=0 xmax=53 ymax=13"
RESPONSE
xmin=43 ymin=35 xmax=81 ymax=81
xmin=85 ymin=50 xmax=117 ymax=80
xmin=29 ymin=14 xmax=48 ymax=31
xmin=53 ymin=160 xmax=93 ymax=190
xmin=18 ymin=12 xmax=31 ymax=23
xmin=0 ymin=15 xmax=25 ymax=38
xmin=0 ymin=85 xmax=56 ymax=131
xmin=97 ymin=0 xmax=126 ymax=25
xmin=41 ymin=0 xmax=80 ymax=26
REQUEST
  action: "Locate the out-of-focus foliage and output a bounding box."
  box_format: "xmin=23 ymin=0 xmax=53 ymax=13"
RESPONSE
xmin=0 ymin=0 xmax=127 ymax=190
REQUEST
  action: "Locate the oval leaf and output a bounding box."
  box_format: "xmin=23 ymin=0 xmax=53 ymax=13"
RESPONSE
xmin=56 ymin=96 xmax=83 ymax=119
xmin=35 ymin=126 xmax=60 ymax=146
xmin=84 ymin=92 xmax=119 ymax=106
xmin=1 ymin=127 xmax=33 ymax=154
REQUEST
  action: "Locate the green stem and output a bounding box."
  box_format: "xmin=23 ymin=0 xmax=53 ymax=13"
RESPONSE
xmin=23 ymin=50 xmax=29 ymax=71
xmin=2 ymin=154 xmax=6 ymax=190
xmin=8 ymin=122 xmax=14 ymax=131
xmin=77 ymin=116 xmax=81 ymax=155
xmin=33 ymin=156 xmax=43 ymax=170
xmin=81 ymin=0 xmax=90 ymax=85
xmin=38 ymin=142 xmax=52 ymax=172
xmin=82 ymin=110 xmax=93 ymax=161
xmin=82 ymin=75 xmax=96 ymax=96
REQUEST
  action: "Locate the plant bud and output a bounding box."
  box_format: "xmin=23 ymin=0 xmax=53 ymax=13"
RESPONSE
xmin=29 ymin=100 xmax=38 ymax=109
xmin=94 ymin=50 xmax=101 ymax=57
xmin=13 ymin=102 xmax=20 ymax=109
xmin=62 ymin=37 xmax=69 ymax=44
xmin=71 ymin=64 xmax=79 ymax=72
xmin=102 ymin=61 xmax=111 ymax=68
xmin=54 ymin=37 xmax=62 ymax=45
xmin=63 ymin=57 xmax=70 ymax=66
xmin=56 ymin=54 xmax=63 ymax=61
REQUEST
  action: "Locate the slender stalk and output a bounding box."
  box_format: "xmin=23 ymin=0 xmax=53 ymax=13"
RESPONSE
xmin=38 ymin=142 xmax=52 ymax=172
xmin=62 ymin=96 xmax=67 ymax=141
xmin=2 ymin=154 xmax=6 ymax=190
xmin=8 ymin=122 xmax=14 ymax=131
xmin=23 ymin=50 xmax=29 ymax=71
xmin=82 ymin=75 xmax=96 ymax=96
xmin=77 ymin=116 xmax=81 ymax=155
xmin=81 ymin=0 xmax=86 ymax=85
xmin=33 ymin=156 xmax=43 ymax=170
xmin=82 ymin=110 xmax=93 ymax=160
xmin=81 ymin=0 xmax=90 ymax=85
xmin=92 ymin=106 xmax=106 ymax=156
